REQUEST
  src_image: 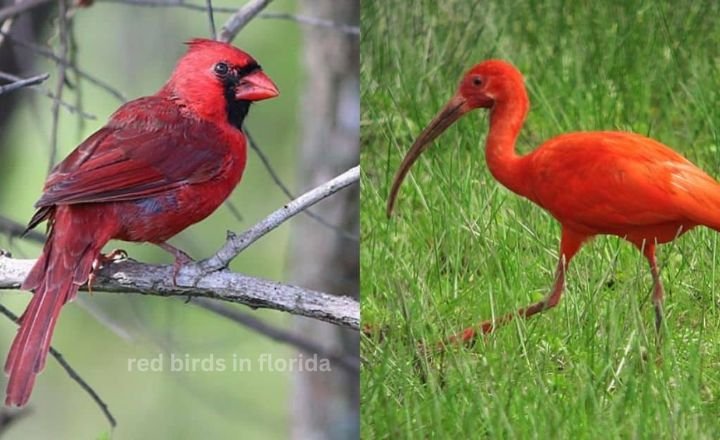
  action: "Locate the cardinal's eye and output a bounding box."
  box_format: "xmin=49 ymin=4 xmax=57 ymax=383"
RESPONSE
xmin=214 ymin=62 xmax=229 ymax=76
xmin=473 ymin=77 xmax=483 ymax=86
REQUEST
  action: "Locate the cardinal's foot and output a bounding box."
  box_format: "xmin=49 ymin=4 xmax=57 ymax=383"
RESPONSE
xmin=155 ymin=242 xmax=195 ymax=286
xmin=88 ymin=249 xmax=129 ymax=293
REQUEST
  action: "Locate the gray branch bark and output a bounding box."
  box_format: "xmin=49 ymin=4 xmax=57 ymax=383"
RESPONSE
xmin=219 ymin=0 xmax=274 ymax=43
xmin=0 ymin=256 xmax=359 ymax=330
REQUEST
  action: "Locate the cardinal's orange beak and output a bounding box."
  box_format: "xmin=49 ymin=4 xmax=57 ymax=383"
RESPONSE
xmin=386 ymin=94 xmax=471 ymax=217
xmin=235 ymin=70 xmax=279 ymax=101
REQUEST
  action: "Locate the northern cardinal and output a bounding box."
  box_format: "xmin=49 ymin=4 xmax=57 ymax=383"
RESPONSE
xmin=5 ymin=38 xmax=279 ymax=406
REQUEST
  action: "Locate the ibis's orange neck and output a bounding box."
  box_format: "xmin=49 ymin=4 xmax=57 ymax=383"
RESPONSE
xmin=485 ymin=86 xmax=531 ymax=198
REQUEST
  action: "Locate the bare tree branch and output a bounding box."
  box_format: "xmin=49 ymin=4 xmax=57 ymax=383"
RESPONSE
xmin=218 ymin=0 xmax=274 ymax=43
xmin=260 ymin=12 xmax=359 ymax=36
xmin=205 ymin=0 xmax=216 ymax=39
xmin=0 ymin=407 xmax=31 ymax=436
xmin=102 ymin=0 xmax=234 ymax=12
xmin=191 ymin=298 xmax=360 ymax=373
xmin=223 ymin=200 xmax=244 ymax=222
xmin=0 ymin=257 xmax=359 ymax=329
xmin=0 ymin=71 xmax=96 ymax=119
xmin=199 ymin=165 xmax=359 ymax=273
xmin=245 ymin=129 xmax=359 ymax=242
xmin=0 ymin=215 xmax=45 ymax=243
xmin=0 ymin=30 xmax=127 ymax=102
xmin=0 ymin=72 xmax=48 ymax=95
xmin=1 ymin=213 xmax=358 ymax=367
xmin=99 ymin=0 xmax=360 ymax=35
xmin=0 ymin=304 xmax=116 ymax=428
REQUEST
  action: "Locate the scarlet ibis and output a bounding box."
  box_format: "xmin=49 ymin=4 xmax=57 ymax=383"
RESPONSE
xmin=387 ymin=60 xmax=720 ymax=346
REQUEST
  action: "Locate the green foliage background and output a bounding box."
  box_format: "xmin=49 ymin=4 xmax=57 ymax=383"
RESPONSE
xmin=361 ymin=0 xmax=720 ymax=438
xmin=0 ymin=1 xmax=303 ymax=438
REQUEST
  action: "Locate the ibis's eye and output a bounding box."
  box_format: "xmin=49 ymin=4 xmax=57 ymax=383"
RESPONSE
xmin=214 ymin=62 xmax=230 ymax=77
xmin=473 ymin=77 xmax=483 ymax=86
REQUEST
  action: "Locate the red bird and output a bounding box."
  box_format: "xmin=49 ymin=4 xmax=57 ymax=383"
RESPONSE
xmin=5 ymin=38 xmax=278 ymax=406
xmin=387 ymin=60 xmax=720 ymax=348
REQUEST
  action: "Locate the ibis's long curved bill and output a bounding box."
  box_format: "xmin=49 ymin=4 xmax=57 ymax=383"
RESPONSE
xmin=386 ymin=94 xmax=470 ymax=217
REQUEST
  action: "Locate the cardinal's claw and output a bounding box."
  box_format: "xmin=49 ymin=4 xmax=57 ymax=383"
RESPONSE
xmin=87 ymin=272 xmax=95 ymax=295
xmin=87 ymin=249 xmax=129 ymax=295
xmin=103 ymin=249 xmax=128 ymax=262
xmin=171 ymin=254 xmax=194 ymax=286
xmin=155 ymin=242 xmax=195 ymax=286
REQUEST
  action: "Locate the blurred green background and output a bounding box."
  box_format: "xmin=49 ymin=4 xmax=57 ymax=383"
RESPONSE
xmin=362 ymin=0 xmax=720 ymax=438
xmin=0 ymin=0 xmax=312 ymax=438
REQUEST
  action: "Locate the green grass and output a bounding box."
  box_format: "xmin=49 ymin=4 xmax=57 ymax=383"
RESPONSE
xmin=361 ymin=0 xmax=720 ymax=438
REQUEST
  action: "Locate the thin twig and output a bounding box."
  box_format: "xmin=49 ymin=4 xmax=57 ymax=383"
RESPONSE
xmin=48 ymin=0 xmax=70 ymax=172
xmin=199 ymin=165 xmax=360 ymax=272
xmin=0 ymin=71 xmax=96 ymax=119
xmin=259 ymin=12 xmax=359 ymax=36
xmin=102 ymin=0 xmax=232 ymax=12
xmin=99 ymin=0 xmax=360 ymax=35
xmin=0 ymin=216 xmax=45 ymax=244
xmin=245 ymin=129 xmax=359 ymax=242
xmin=191 ymin=297 xmax=360 ymax=374
xmin=223 ymin=200 xmax=244 ymax=223
xmin=0 ymin=30 xmax=127 ymax=102
xmin=0 ymin=407 xmax=31 ymax=435
xmin=67 ymin=22 xmax=88 ymax=135
xmin=218 ymin=0 xmax=274 ymax=43
xmin=205 ymin=0 xmax=216 ymax=39
xmin=47 ymin=348 xmax=116 ymax=427
xmin=0 ymin=304 xmax=116 ymax=427
xmin=0 ymin=72 xmax=49 ymax=96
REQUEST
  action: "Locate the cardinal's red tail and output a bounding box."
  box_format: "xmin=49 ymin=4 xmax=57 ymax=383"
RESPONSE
xmin=4 ymin=221 xmax=103 ymax=407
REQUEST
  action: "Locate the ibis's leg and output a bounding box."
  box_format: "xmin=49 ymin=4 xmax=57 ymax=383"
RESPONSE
xmin=636 ymin=242 xmax=664 ymax=333
xmin=443 ymin=228 xmax=586 ymax=348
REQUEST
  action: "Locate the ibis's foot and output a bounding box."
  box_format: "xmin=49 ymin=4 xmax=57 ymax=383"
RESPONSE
xmin=444 ymin=320 xmax=495 ymax=349
xmin=88 ymin=249 xmax=128 ymax=294
xmin=155 ymin=242 xmax=194 ymax=286
xmin=361 ymin=323 xmax=388 ymax=342
xmin=411 ymin=320 xmax=497 ymax=384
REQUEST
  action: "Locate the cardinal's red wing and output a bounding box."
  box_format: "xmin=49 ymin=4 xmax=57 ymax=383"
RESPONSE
xmin=36 ymin=97 xmax=232 ymax=208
